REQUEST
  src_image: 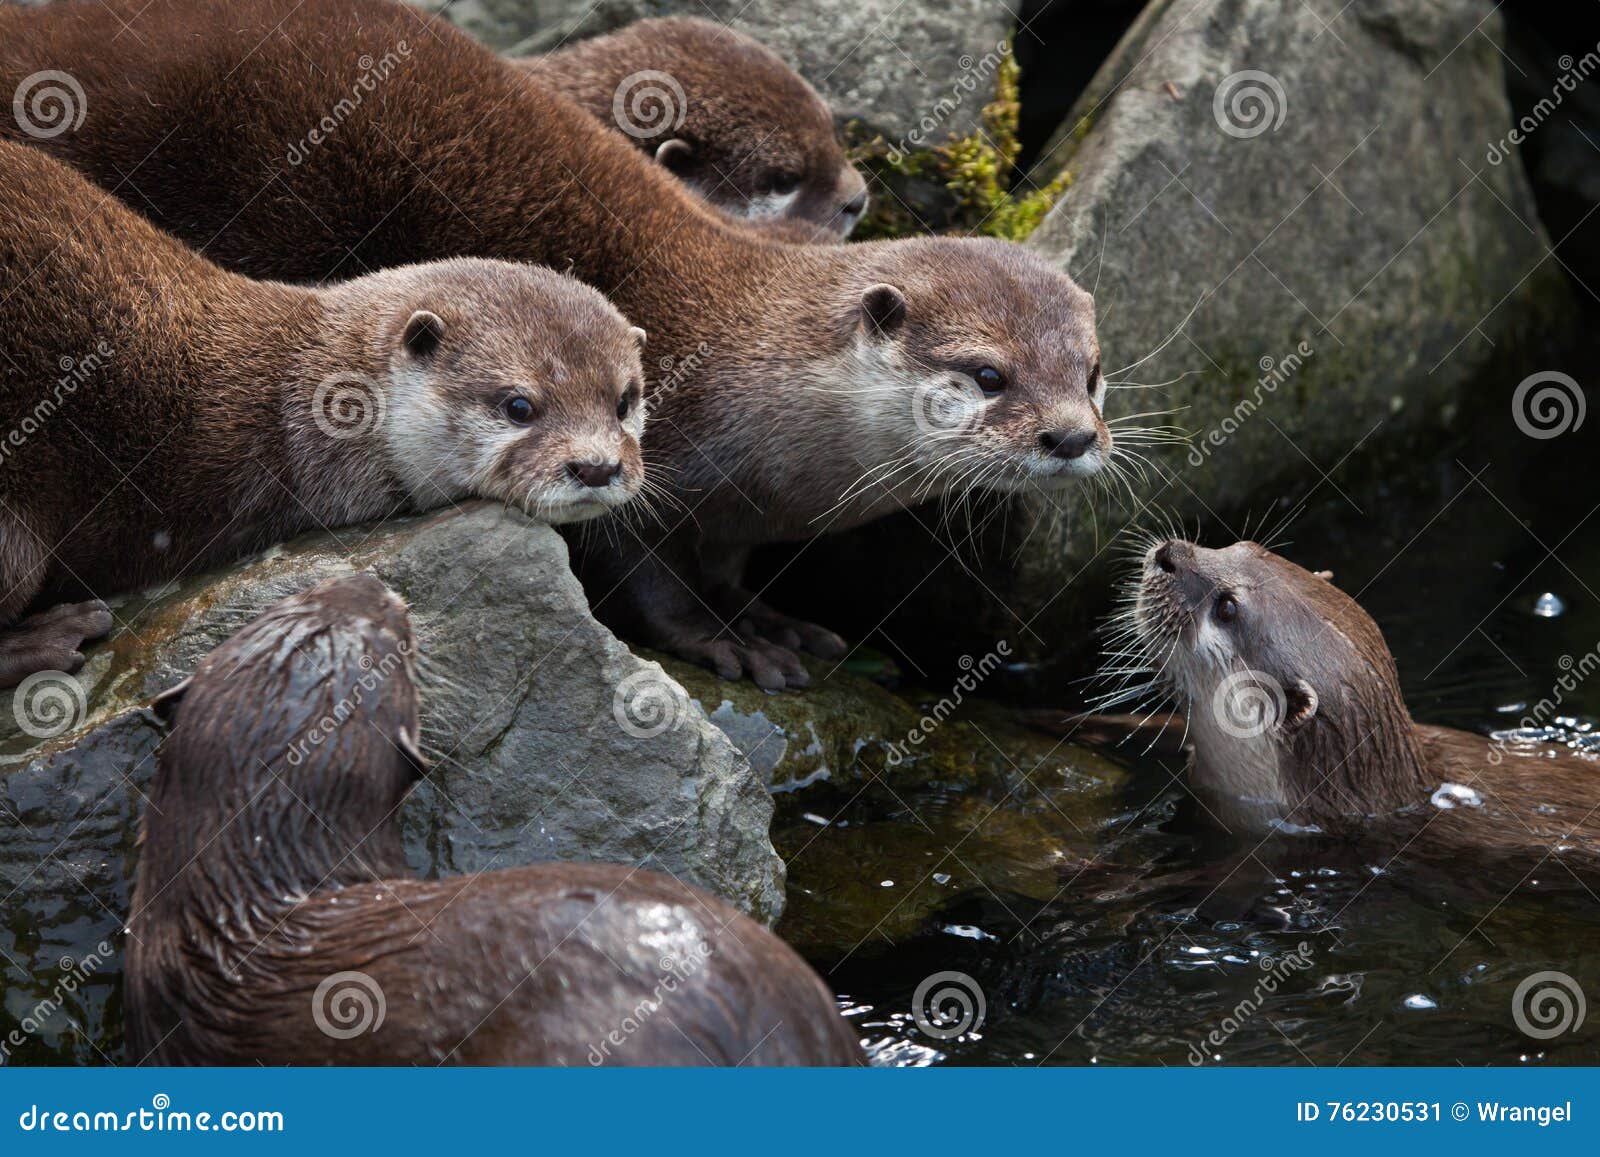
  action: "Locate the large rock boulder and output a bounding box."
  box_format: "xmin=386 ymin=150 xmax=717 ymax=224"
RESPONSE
xmin=0 ymin=503 xmax=779 ymax=1063
xmin=768 ymin=0 xmax=1579 ymax=678
xmin=415 ymin=0 xmax=1017 ymax=145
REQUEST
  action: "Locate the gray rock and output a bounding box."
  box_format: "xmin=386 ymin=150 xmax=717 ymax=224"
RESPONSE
xmin=413 ymin=0 xmax=1016 ymax=143
xmin=0 ymin=502 xmax=780 ymax=1063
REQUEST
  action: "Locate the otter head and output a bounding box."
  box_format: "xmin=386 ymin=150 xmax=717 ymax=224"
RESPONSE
xmin=374 ymin=260 xmax=647 ymax=524
xmin=147 ymin=574 xmax=424 ymax=899
xmin=1125 ymin=538 xmax=1426 ymax=831
xmin=624 ymin=19 xmax=868 ymax=238
xmin=838 ymin=237 xmax=1108 ymax=497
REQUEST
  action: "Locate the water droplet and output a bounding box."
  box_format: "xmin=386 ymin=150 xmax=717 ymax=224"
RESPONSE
xmin=932 ymin=872 xmax=952 ymax=885
xmin=1533 ymin=592 xmax=1565 ymax=618
xmin=879 ymin=879 xmax=894 ymax=888
xmin=1431 ymin=782 xmax=1482 ymax=809
xmin=1404 ymin=994 xmax=1438 ymax=1010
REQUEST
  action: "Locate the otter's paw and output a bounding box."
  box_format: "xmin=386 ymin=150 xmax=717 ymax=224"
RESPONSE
xmin=0 ymin=600 xmax=115 ymax=689
xmin=713 ymin=592 xmax=848 ymax=659
xmin=668 ymin=633 xmax=811 ymax=692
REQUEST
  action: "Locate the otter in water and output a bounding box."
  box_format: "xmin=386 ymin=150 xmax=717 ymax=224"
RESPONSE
xmin=126 ymin=574 xmax=865 ymax=1065
xmin=0 ymin=137 xmax=646 ymax=688
xmin=1112 ymin=538 xmax=1600 ymax=866
xmin=0 ymin=0 xmax=1110 ymax=690
xmin=523 ymin=16 xmax=868 ymax=239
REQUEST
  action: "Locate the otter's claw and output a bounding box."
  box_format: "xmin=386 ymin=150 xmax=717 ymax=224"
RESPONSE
xmin=0 ymin=599 xmax=115 ymax=688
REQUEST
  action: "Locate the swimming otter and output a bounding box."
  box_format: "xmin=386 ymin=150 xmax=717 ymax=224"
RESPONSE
xmin=126 ymin=574 xmax=866 ymax=1065
xmin=523 ymin=16 xmax=868 ymax=238
xmin=0 ymin=136 xmax=645 ymax=688
xmin=0 ymin=0 xmax=1109 ymax=690
xmin=1114 ymin=538 xmax=1600 ymax=866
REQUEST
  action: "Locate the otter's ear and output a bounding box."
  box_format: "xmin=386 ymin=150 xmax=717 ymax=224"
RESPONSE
xmin=151 ymin=677 xmax=190 ymax=724
xmin=628 ymin=326 xmax=648 ymax=350
xmin=655 ymin=138 xmax=695 ymax=174
xmin=1313 ymin=570 xmax=1334 ymax=583
xmin=402 ymin=310 xmax=445 ymax=358
xmin=860 ymin=283 xmax=906 ymax=337
xmin=1282 ymin=678 xmax=1318 ymax=732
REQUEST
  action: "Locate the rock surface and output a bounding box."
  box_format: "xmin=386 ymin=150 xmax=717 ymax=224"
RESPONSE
xmin=0 ymin=503 xmax=779 ymax=1063
xmin=413 ymin=0 xmax=1015 ymax=144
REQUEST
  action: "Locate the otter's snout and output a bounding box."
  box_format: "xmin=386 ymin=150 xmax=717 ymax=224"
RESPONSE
xmin=1039 ymin=428 xmax=1098 ymax=460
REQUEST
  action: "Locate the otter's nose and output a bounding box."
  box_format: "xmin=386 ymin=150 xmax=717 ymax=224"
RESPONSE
xmin=1154 ymin=540 xmax=1194 ymax=574
xmin=568 ymin=460 xmax=621 ymax=488
xmin=1039 ymin=429 xmax=1097 ymax=460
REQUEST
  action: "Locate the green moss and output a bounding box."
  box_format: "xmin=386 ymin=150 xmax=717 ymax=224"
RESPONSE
xmin=850 ymin=44 xmax=1072 ymax=241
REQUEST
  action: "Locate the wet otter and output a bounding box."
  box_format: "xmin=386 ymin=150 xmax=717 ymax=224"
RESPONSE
xmin=0 ymin=137 xmax=646 ymax=689
xmin=0 ymin=0 xmax=1109 ymax=690
xmin=523 ymin=17 xmax=868 ymax=238
xmin=1114 ymin=538 xmax=1600 ymax=866
xmin=127 ymin=574 xmax=865 ymax=1066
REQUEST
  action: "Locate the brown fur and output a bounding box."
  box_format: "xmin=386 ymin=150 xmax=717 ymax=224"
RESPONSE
xmin=0 ymin=137 xmax=645 ymax=687
xmin=127 ymin=575 xmax=865 ymax=1066
xmin=1125 ymin=539 xmax=1600 ymax=872
xmin=524 ymin=17 xmax=867 ymax=238
xmin=0 ymin=0 xmax=1106 ymax=689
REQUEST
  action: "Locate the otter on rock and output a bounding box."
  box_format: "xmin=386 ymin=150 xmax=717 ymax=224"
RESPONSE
xmin=0 ymin=0 xmax=1111 ymax=690
xmin=1112 ymin=538 xmax=1600 ymax=866
xmin=127 ymin=574 xmax=865 ymax=1066
xmin=0 ymin=138 xmax=647 ymax=688
xmin=523 ymin=16 xmax=868 ymax=239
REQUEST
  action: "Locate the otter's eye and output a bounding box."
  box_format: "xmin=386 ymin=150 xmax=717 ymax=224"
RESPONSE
xmin=769 ymin=171 xmax=802 ymax=196
xmin=974 ymin=366 xmax=1006 ymax=395
xmin=502 ymin=396 xmax=535 ymax=425
xmin=1214 ymin=594 xmax=1239 ymax=624
xmin=1089 ymin=360 xmax=1102 ymax=394
xmin=616 ymin=389 xmax=637 ymax=421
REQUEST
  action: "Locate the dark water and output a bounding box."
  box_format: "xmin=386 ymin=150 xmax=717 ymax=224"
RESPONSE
xmin=774 ymin=402 xmax=1600 ymax=1067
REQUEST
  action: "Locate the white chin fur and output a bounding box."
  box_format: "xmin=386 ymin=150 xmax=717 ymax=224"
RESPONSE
xmin=526 ymin=485 xmax=636 ymax=526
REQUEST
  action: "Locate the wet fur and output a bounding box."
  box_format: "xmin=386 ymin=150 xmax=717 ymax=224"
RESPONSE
xmin=127 ymin=575 xmax=865 ymax=1066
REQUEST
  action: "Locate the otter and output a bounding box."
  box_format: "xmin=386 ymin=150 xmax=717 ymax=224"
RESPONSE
xmin=127 ymin=574 xmax=865 ymax=1066
xmin=0 ymin=137 xmax=646 ymax=688
xmin=0 ymin=0 xmax=1110 ymax=691
xmin=1113 ymin=538 xmax=1600 ymax=866
xmin=522 ymin=16 xmax=868 ymax=239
